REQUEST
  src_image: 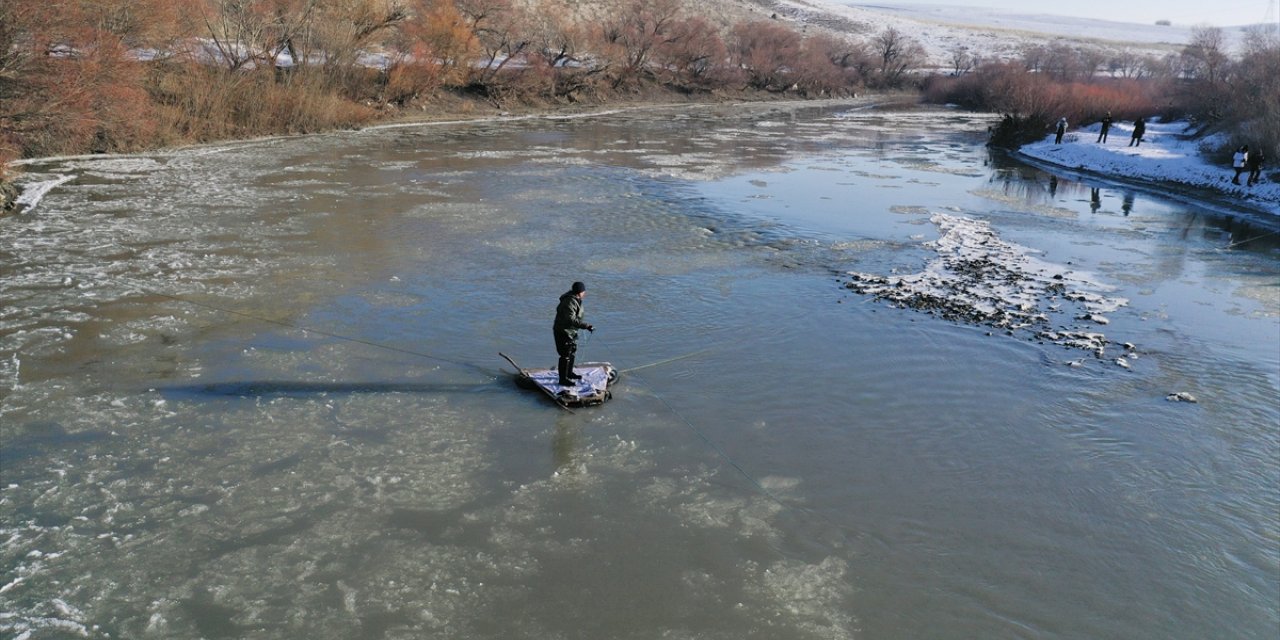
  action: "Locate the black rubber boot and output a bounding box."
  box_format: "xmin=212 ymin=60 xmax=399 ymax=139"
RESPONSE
xmin=558 ymin=357 xmax=575 ymax=386
xmin=567 ymin=355 xmax=583 ymax=380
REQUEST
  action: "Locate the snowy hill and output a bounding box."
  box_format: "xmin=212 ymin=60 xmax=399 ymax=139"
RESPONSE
xmin=751 ymin=0 xmax=1257 ymax=67
xmin=845 ymin=3 xmax=1214 ymax=45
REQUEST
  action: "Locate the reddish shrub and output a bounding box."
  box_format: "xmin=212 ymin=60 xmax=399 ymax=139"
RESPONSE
xmin=926 ymin=63 xmax=1160 ymax=127
xmin=730 ymin=21 xmax=803 ymax=91
xmin=383 ymin=55 xmax=449 ymax=105
xmin=653 ymin=16 xmax=731 ymax=91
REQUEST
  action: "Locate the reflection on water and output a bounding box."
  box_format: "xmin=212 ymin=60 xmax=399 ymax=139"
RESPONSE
xmin=983 ymin=148 xmax=1280 ymax=252
xmin=1 ymin=101 xmax=1277 ymax=640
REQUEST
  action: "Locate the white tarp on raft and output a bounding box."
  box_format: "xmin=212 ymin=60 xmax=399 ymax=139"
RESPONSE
xmin=527 ymin=364 xmax=614 ymax=403
xmin=500 ymin=353 xmax=618 ymax=407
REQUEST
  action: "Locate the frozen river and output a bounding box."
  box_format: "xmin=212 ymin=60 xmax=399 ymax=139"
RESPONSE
xmin=2 ymin=101 xmax=1278 ymax=639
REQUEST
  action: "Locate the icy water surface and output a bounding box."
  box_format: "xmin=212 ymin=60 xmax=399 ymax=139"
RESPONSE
xmin=2 ymin=101 xmax=1278 ymax=639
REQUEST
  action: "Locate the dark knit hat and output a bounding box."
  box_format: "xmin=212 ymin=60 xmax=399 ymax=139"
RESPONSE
xmin=572 ymin=281 xmax=586 ymax=294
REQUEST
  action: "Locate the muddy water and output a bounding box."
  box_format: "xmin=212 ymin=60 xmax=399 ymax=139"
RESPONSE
xmin=2 ymin=102 xmax=1277 ymax=639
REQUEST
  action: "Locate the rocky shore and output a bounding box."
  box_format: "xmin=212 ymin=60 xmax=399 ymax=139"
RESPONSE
xmin=0 ymin=180 xmax=17 ymax=213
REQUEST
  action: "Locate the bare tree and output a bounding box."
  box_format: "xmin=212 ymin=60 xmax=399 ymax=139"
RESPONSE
xmin=1181 ymin=24 xmax=1228 ymax=84
xmin=200 ymin=0 xmax=268 ymax=71
xmin=1078 ymin=46 xmax=1108 ymax=80
xmin=1145 ymin=52 xmax=1179 ymax=79
xmin=949 ymin=45 xmax=974 ymax=76
xmin=1020 ymin=43 xmax=1047 ymax=73
xmin=872 ymin=27 xmax=924 ymax=86
xmin=457 ymin=0 xmax=530 ymax=82
xmin=597 ymin=0 xmax=684 ymax=88
xmin=652 ymin=16 xmax=729 ymax=88
xmin=1233 ymin=24 xmax=1280 ymax=155
xmin=1108 ymin=48 xmax=1146 ymax=78
xmin=524 ymin=6 xmax=583 ymax=70
xmin=1043 ymin=41 xmax=1083 ymax=80
xmin=319 ymin=0 xmax=407 ymax=67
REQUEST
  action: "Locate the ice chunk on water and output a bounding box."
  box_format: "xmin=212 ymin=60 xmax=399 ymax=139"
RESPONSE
xmin=3 ymin=353 xmax=18 ymax=390
xmin=845 ymin=212 xmax=1133 ymax=357
xmin=14 ymin=174 xmax=75 ymax=212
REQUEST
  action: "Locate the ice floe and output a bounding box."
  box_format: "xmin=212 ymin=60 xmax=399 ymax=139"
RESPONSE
xmin=844 ymin=212 xmax=1132 ymax=364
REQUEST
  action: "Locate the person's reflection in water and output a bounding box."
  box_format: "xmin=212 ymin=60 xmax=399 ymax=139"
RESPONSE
xmin=1090 ymin=187 xmax=1101 ymax=213
xmin=552 ymin=414 xmax=580 ymax=475
xmin=1122 ymin=192 xmax=1134 ymax=216
xmin=1048 ymin=175 xmax=1058 ymax=198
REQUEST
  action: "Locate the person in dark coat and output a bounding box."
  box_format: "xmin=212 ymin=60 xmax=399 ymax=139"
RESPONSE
xmin=1097 ymin=112 xmax=1112 ymax=143
xmin=553 ymin=281 xmax=593 ymax=386
xmin=1246 ymin=149 xmax=1266 ymax=186
xmin=1054 ymin=117 xmax=1067 ymax=144
xmin=1129 ymin=117 xmax=1145 ymax=147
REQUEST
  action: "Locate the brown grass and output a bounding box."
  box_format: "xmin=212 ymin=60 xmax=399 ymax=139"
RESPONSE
xmin=148 ymin=65 xmax=376 ymax=143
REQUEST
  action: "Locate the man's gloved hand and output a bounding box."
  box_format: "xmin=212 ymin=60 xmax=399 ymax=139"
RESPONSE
xmin=587 ymin=325 xmax=594 ymax=332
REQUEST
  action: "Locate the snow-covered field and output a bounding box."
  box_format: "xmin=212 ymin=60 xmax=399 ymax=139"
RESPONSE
xmin=840 ymin=3 xmax=1238 ymax=45
xmin=1019 ymin=119 xmax=1280 ymax=217
xmin=768 ymin=0 xmax=1256 ymax=67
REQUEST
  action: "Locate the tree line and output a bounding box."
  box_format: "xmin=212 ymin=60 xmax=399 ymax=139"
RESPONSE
xmin=0 ymin=0 xmax=929 ymax=169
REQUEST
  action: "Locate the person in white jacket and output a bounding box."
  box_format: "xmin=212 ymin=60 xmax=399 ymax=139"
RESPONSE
xmin=1232 ymin=146 xmax=1249 ymax=184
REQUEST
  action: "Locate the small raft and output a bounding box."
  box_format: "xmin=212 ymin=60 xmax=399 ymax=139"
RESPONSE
xmin=500 ymin=353 xmax=618 ymax=407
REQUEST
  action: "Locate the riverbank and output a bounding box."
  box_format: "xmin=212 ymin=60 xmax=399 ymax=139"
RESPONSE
xmin=1018 ymin=120 xmax=1280 ymax=218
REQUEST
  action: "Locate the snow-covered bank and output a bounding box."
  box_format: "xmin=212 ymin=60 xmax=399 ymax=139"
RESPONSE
xmin=1018 ymin=120 xmax=1279 ymax=217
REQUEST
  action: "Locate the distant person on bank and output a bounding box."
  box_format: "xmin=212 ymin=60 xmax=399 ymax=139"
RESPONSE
xmin=1096 ymin=112 xmax=1112 ymax=143
xmin=1129 ymin=117 xmax=1145 ymax=147
xmin=1232 ymin=145 xmax=1250 ymax=185
xmin=1054 ymin=117 xmax=1067 ymax=144
xmin=1246 ymin=149 xmax=1265 ymax=186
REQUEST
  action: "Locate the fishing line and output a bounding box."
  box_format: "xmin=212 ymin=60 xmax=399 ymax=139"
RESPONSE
xmin=618 ymin=347 xmax=714 ymax=374
xmin=1220 ymin=228 xmax=1280 ymax=250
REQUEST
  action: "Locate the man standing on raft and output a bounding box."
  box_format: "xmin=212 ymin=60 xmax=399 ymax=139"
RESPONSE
xmin=554 ymin=281 xmax=594 ymax=386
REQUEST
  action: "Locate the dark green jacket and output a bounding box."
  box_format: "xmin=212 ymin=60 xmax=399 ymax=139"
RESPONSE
xmin=554 ymin=292 xmax=589 ymax=340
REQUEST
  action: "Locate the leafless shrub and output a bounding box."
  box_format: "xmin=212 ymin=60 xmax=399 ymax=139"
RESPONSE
xmin=871 ymin=27 xmax=925 ymax=87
